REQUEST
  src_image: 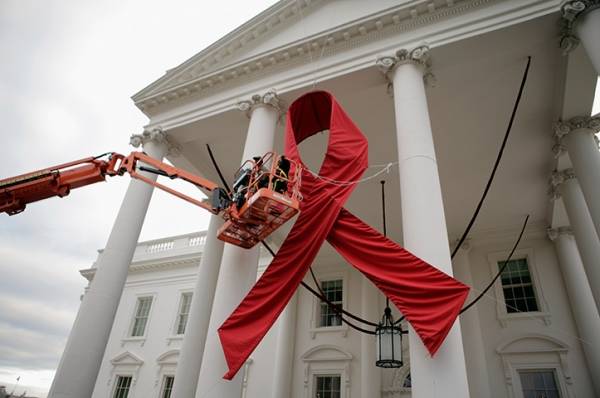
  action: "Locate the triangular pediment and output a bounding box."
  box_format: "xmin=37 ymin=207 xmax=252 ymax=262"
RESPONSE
xmin=111 ymin=351 xmax=144 ymax=366
xmin=132 ymin=0 xmax=432 ymax=105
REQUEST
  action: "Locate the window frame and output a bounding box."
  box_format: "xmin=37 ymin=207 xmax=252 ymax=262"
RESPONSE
xmin=159 ymin=374 xmax=175 ymax=398
xmin=112 ymin=374 xmax=133 ymax=398
xmin=517 ymin=369 xmax=562 ymax=398
xmin=309 ymin=269 xmax=349 ymax=338
xmin=487 ymin=249 xmax=550 ymax=327
xmin=124 ymin=293 xmax=157 ymax=342
xmin=313 ymin=373 xmax=342 ymax=398
xmin=174 ymin=291 xmax=193 ymax=336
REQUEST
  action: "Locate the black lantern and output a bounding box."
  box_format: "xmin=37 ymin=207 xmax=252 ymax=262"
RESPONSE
xmin=375 ymin=306 xmax=403 ymax=368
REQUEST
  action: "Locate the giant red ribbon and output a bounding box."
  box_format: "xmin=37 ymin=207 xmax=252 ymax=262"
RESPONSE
xmin=218 ymin=91 xmax=469 ymax=379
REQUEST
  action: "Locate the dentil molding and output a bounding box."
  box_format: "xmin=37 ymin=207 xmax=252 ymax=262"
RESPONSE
xmin=559 ymin=0 xmax=600 ymax=54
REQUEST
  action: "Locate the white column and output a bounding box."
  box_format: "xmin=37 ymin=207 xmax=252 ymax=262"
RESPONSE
xmin=561 ymin=1 xmax=600 ymax=74
xmin=551 ymin=169 xmax=600 ymax=311
xmin=48 ymin=128 xmax=170 ymax=398
xmin=271 ymin=293 xmax=298 ymax=398
xmin=377 ymin=46 xmax=470 ymax=398
xmin=452 ymin=243 xmax=491 ymax=398
xmin=555 ymin=117 xmax=600 ymax=240
xmin=195 ymin=91 xmax=281 ymax=398
xmin=548 ymin=227 xmax=600 ymax=396
xmin=361 ymin=277 xmax=381 ymax=398
xmin=171 ymin=215 xmax=225 ymax=398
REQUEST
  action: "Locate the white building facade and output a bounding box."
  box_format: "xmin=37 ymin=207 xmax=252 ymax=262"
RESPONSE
xmin=48 ymin=1 xmax=600 ymax=397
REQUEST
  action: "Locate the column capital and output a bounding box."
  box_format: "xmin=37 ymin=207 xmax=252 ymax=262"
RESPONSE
xmin=549 ymin=168 xmax=576 ymax=200
xmin=376 ymin=45 xmax=435 ymax=90
xmin=547 ymin=226 xmax=574 ymax=241
xmin=560 ymin=0 xmax=600 ymax=54
xmin=553 ymin=116 xmax=600 ymax=157
xmin=555 ymin=115 xmax=600 ymax=138
xmin=129 ymin=126 xmax=181 ymax=156
xmin=236 ymin=90 xmax=284 ymax=119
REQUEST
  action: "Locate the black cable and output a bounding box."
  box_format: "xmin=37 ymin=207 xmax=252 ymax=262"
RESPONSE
xmin=451 ymin=56 xmax=531 ymax=259
xmin=381 ymin=180 xmax=390 ymax=309
xmin=206 ymin=144 xmax=231 ymax=192
xmin=459 ymin=215 xmax=529 ymax=314
xmin=393 ymin=214 xmax=530 ymax=325
xmin=259 ymin=239 xmax=377 ymax=333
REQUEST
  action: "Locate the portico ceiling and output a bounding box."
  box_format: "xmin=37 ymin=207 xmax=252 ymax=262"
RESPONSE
xmin=161 ymin=12 xmax=586 ymax=256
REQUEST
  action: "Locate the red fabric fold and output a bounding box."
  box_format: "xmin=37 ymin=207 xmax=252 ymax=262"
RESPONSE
xmin=218 ymin=91 xmax=469 ymax=380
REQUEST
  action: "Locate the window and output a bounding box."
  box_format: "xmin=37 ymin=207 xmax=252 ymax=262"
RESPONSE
xmin=319 ymin=279 xmax=343 ymax=327
xmin=498 ymin=258 xmax=539 ymax=313
xmin=113 ymin=376 xmax=132 ymax=398
xmin=161 ymin=375 xmax=174 ymax=398
xmin=131 ymin=296 xmax=153 ymax=337
xmin=315 ymin=375 xmax=341 ymax=398
xmin=176 ymin=293 xmax=192 ymax=335
xmin=519 ymin=370 xmax=560 ymax=398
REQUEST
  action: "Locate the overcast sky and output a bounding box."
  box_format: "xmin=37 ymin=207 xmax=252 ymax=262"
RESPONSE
xmin=0 ymin=1 xmax=277 ymax=396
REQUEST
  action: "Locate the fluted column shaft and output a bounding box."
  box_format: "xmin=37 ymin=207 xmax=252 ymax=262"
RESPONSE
xmin=452 ymin=245 xmax=491 ymax=398
xmin=171 ymin=215 xmax=225 ymax=398
xmin=378 ymin=46 xmax=470 ymax=398
xmin=360 ymin=277 xmax=381 ymax=398
xmin=195 ymin=92 xmax=281 ymax=398
xmin=271 ymin=293 xmax=298 ymax=398
xmin=552 ymin=169 xmax=600 ymax=311
xmin=49 ymin=130 xmax=169 ymax=398
xmin=548 ymin=227 xmax=600 ymax=396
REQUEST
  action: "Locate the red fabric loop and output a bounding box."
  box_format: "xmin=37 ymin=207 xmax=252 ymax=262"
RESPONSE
xmin=218 ymin=91 xmax=469 ymax=380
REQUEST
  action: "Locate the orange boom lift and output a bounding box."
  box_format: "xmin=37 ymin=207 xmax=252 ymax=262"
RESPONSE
xmin=0 ymin=151 xmax=301 ymax=249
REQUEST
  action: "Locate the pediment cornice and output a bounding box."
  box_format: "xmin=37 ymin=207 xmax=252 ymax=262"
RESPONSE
xmin=132 ymin=0 xmax=508 ymax=113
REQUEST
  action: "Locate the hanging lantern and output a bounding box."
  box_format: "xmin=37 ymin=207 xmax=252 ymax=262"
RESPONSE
xmin=375 ymin=307 xmax=403 ymax=368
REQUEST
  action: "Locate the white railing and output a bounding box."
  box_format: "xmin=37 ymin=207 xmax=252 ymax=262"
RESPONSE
xmin=189 ymin=235 xmax=207 ymax=246
xmin=146 ymin=240 xmax=174 ymax=253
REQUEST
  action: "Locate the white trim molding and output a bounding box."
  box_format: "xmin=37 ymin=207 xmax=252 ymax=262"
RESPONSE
xmin=496 ymin=334 xmax=573 ymax=398
xmin=301 ymin=345 xmax=353 ymax=398
xmin=107 ymin=351 xmax=144 ymax=389
xmin=154 ymin=350 xmax=179 ymax=390
xmin=487 ymin=248 xmax=551 ymax=328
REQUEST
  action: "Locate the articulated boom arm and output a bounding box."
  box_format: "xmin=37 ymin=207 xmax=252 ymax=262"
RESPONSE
xmin=0 ymin=152 xmax=222 ymax=216
xmin=0 ymin=150 xmax=301 ymax=249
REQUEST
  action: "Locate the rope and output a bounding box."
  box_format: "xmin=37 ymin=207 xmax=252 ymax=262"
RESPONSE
xmin=306 ymin=162 xmax=394 ymax=186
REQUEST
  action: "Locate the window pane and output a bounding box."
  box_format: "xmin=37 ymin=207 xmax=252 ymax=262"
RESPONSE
xmin=113 ymin=376 xmax=132 ymax=398
xmin=131 ymin=297 xmax=153 ymax=336
xmin=162 ymin=376 xmax=174 ymax=398
xmin=319 ymin=279 xmax=343 ymax=327
xmin=498 ymin=259 xmax=539 ymax=314
xmin=176 ymin=293 xmax=193 ymax=335
xmin=315 ymin=375 xmax=341 ymax=398
xmin=519 ymin=370 xmax=560 ymax=398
